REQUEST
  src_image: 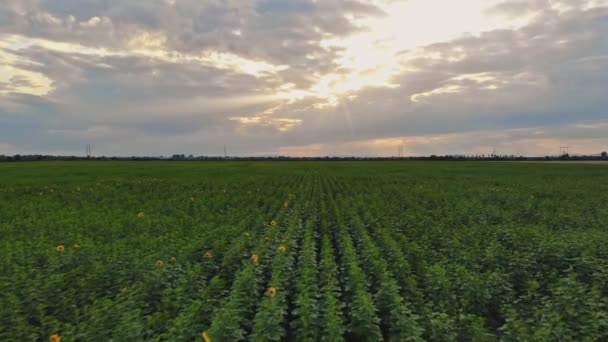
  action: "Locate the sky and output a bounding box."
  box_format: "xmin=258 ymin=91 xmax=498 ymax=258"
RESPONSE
xmin=1 ymin=0 xmax=608 ymax=157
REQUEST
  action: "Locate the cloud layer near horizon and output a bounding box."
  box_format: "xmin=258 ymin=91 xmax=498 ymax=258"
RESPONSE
xmin=1 ymin=0 xmax=608 ymax=156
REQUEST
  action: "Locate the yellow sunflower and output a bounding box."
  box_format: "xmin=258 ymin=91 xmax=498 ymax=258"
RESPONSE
xmin=270 ymin=219 xmax=278 ymax=227
xmin=278 ymin=245 xmax=287 ymax=253
xmin=50 ymin=334 xmax=61 ymax=342
xmin=56 ymin=245 xmax=65 ymax=252
xmin=137 ymin=212 xmax=144 ymax=218
xmin=251 ymin=254 xmax=259 ymax=264
xmin=155 ymin=260 xmax=164 ymax=268
xmin=201 ymin=331 xmax=211 ymax=342
xmin=267 ymin=287 xmax=277 ymax=297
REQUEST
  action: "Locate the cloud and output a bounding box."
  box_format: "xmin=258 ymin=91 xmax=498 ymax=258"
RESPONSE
xmin=0 ymin=0 xmax=607 ymax=156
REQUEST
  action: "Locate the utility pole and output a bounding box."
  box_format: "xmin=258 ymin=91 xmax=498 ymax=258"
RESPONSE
xmin=224 ymin=146 xmax=227 ymax=158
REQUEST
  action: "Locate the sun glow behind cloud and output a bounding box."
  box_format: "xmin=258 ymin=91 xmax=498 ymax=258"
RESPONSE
xmin=273 ymin=0 xmax=533 ymax=109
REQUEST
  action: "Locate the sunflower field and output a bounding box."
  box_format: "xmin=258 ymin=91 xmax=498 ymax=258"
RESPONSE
xmin=1 ymin=161 xmax=608 ymax=341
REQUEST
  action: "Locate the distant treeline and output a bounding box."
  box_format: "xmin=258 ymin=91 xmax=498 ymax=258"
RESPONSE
xmin=1 ymin=153 xmax=607 ymax=162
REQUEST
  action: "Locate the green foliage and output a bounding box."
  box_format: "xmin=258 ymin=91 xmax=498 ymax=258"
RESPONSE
xmin=292 ymin=217 xmax=320 ymax=341
xmin=1 ymin=161 xmax=608 ymax=340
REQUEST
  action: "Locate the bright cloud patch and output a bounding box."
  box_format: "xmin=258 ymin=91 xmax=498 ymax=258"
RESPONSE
xmin=2 ymin=34 xmax=289 ymax=78
xmin=231 ymin=116 xmax=303 ymax=133
xmin=0 ymin=45 xmax=53 ymax=96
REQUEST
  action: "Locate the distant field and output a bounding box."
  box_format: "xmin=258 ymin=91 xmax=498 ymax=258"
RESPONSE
xmin=512 ymin=160 xmax=608 ymax=165
xmin=1 ymin=161 xmax=608 ymax=341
